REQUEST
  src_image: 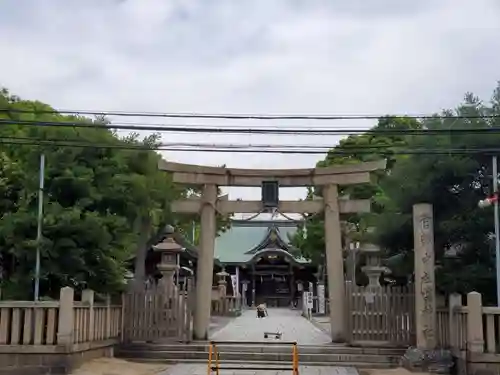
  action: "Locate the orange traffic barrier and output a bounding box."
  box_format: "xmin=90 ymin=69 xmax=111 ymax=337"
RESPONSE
xmin=207 ymin=341 xmax=299 ymax=375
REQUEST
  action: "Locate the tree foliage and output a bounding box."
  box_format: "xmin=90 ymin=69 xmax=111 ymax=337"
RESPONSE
xmin=0 ymin=88 xmax=196 ymax=299
xmin=377 ymin=88 xmax=500 ymax=303
xmin=293 ymin=83 xmax=500 ymax=304
xmin=291 ymin=117 xmax=419 ymax=265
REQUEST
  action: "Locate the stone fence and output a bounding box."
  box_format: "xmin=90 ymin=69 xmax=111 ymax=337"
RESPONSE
xmin=0 ymin=284 xmax=243 ymax=374
xmin=0 ymin=286 xmax=120 ymax=375
xmin=436 ymin=291 xmax=500 ymax=375
xmin=6 ymin=285 xmax=500 ymax=374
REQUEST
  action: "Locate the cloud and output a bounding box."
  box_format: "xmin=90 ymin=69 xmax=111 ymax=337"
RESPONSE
xmin=0 ymin=0 xmax=500 ymax=200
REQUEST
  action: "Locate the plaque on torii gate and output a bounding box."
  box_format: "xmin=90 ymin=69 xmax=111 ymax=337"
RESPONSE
xmin=158 ymin=159 xmax=386 ymax=341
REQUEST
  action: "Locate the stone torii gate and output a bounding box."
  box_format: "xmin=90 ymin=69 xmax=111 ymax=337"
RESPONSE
xmin=159 ymin=159 xmax=386 ymax=341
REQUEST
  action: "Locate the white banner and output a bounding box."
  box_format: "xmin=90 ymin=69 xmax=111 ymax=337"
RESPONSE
xmin=317 ymin=284 xmax=325 ymax=314
xmin=231 ymin=275 xmax=238 ymax=296
xmin=306 ymin=291 xmax=314 ymax=309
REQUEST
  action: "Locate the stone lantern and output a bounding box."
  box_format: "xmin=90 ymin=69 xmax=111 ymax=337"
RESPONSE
xmin=216 ymin=268 xmax=229 ymax=297
xmin=153 ymin=225 xmax=183 ymax=287
xmin=359 ymin=242 xmax=390 ymax=287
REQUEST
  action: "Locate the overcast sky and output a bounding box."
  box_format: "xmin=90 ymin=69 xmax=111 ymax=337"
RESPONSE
xmin=1 ymin=0 xmax=500 ymax=204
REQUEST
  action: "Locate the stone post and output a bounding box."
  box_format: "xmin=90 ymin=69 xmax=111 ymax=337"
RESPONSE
xmin=57 ymin=286 xmax=75 ymax=345
xmin=413 ymin=203 xmax=437 ymax=349
xmin=402 ymin=204 xmax=453 ymax=374
xmin=82 ymin=289 xmax=95 ymax=341
xmin=216 ymin=269 xmax=229 ymax=297
xmin=466 ymin=291 xmax=484 ymax=353
xmin=448 ymin=293 xmax=462 ymax=350
xmin=217 ymin=269 xmax=229 ymax=314
xmin=323 ymin=184 xmax=346 ymax=342
xmin=194 ymin=184 xmax=217 ymax=340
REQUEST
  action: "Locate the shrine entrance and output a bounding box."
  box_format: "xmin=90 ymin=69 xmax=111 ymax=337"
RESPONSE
xmin=249 ymin=250 xmax=305 ymax=308
xmin=159 ymin=159 xmax=386 ymax=342
xmin=121 ymin=159 xmax=434 ymax=355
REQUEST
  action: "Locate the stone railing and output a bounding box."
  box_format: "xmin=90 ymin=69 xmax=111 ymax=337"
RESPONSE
xmin=0 ymin=286 xmax=120 ymax=375
xmin=0 ymin=287 xmax=121 ymax=346
xmin=0 ymin=300 xmax=60 ymax=345
xmin=434 ymin=291 xmax=500 ymax=375
xmin=72 ymin=289 xmax=122 ymax=344
xmin=482 ymin=306 xmax=500 ymax=354
xmin=435 ymin=306 xmax=468 ymax=350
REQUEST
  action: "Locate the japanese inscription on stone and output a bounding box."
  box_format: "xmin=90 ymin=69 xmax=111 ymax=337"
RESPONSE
xmin=416 ymin=210 xmax=436 ymax=349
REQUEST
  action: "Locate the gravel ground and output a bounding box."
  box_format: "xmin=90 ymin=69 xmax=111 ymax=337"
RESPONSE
xmin=70 ymin=358 xmax=168 ymax=375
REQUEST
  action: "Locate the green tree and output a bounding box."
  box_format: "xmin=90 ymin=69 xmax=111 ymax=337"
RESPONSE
xmin=376 ymin=86 xmax=500 ymax=303
xmin=291 ymin=117 xmax=420 ymax=270
xmin=0 ymin=89 xmax=186 ymax=299
xmin=294 ymin=83 xmax=500 ymax=302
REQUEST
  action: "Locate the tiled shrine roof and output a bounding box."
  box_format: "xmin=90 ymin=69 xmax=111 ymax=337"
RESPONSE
xmin=214 ymin=220 xmax=310 ymax=265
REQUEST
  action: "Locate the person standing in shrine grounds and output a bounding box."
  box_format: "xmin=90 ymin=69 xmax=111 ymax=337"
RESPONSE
xmin=256 ymin=303 xmax=268 ymax=318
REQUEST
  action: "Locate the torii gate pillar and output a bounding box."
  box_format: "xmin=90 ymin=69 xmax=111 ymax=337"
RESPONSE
xmin=323 ymin=184 xmax=345 ymax=342
xmin=194 ymin=184 xmax=217 ymax=340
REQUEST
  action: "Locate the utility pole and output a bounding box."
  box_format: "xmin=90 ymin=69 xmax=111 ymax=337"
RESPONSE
xmin=34 ymin=154 xmax=45 ymax=302
xmin=478 ymin=155 xmax=500 ymax=306
xmin=493 ymin=156 xmax=500 ymax=307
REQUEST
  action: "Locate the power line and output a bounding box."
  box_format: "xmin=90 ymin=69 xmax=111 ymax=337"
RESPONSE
xmin=2 ymin=118 xmax=500 ymax=135
xmin=0 ymin=135 xmax=413 ymax=149
xmin=1 ymin=108 xmax=498 ymax=120
xmin=2 ymin=136 xmax=500 ymax=155
xmin=98 ymin=120 xmax=369 ymax=130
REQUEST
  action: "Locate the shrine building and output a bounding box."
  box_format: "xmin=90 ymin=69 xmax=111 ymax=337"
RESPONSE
xmin=214 ymin=219 xmax=318 ymax=307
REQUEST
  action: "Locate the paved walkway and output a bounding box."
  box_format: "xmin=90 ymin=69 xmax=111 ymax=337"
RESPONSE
xmin=209 ymin=315 xmax=233 ymax=336
xmin=211 ymin=308 xmax=332 ymax=345
xmin=310 ymin=315 xmax=331 ymax=335
xmin=159 ymin=309 xmax=358 ymax=375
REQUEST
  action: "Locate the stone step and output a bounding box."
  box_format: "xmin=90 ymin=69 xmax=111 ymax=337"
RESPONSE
xmin=121 ymin=343 xmax=405 ymax=356
xmin=125 ymin=357 xmax=399 ymax=369
xmin=117 ymin=349 xmax=400 ymax=365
